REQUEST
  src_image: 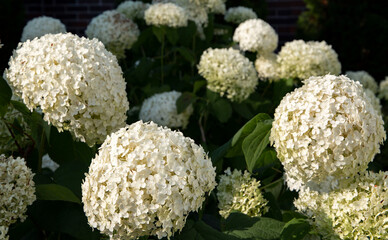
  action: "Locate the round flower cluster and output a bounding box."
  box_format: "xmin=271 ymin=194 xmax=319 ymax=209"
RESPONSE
xmin=85 ymin=10 xmax=140 ymax=59
xmin=205 ymin=0 xmax=226 ymax=14
xmin=270 ymin=75 xmax=386 ymax=192
xmin=378 ymin=76 xmax=388 ymax=100
xmin=0 ymin=155 xmax=36 ymax=227
xmin=5 ymin=33 xmax=129 ymax=146
xmin=21 ymin=16 xmax=66 ymax=42
xmin=82 ymin=121 xmax=217 ymax=239
xmin=254 ymin=53 xmax=280 ymax=81
xmin=217 ymin=168 xmax=269 ymax=219
xmin=0 ymin=226 xmax=8 ymax=240
xmin=233 ymin=19 xmax=278 ymax=53
xmin=117 ymin=1 xmax=150 ymax=19
xmin=144 ymin=3 xmax=188 ymax=28
xmin=365 ymin=89 xmax=382 ymax=115
xmin=198 ymin=48 xmax=259 ymax=102
xmin=139 ymin=91 xmax=193 ymax=129
xmin=278 ymin=40 xmax=341 ymax=80
xmin=295 ymin=171 xmax=388 ymax=240
xmin=346 ymin=70 xmax=378 ymax=94
xmin=224 ymin=6 xmax=258 ymax=24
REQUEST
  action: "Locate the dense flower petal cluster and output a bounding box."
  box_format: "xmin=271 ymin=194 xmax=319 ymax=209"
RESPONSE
xmin=5 ymin=33 xmax=129 ymax=146
xmin=378 ymin=76 xmax=388 ymax=100
xmin=233 ymin=19 xmax=278 ymax=53
xmin=217 ymin=168 xmax=268 ymax=218
xmin=21 ymin=16 xmax=66 ymax=42
xmin=346 ymin=70 xmax=378 ymax=94
xmin=364 ymin=89 xmax=382 ymax=115
xmin=117 ymin=1 xmax=150 ymax=19
xmin=82 ymin=121 xmax=217 ymax=239
xmin=0 ymin=155 xmax=36 ymax=227
xmin=254 ymin=53 xmax=280 ymax=81
xmin=139 ymin=91 xmax=193 ymax=129
xmin=144 ymin=3 xmax=188 ymax=28
xmin=85 ymin=10 xmax=140 ymax=59
xmin=0 ymin=226 xmax=8 ymax=240
xmin=295 ymin=171 xmax=388 ymax=240
xmin=224 ymin=6 xmax=257 ymax=24
xmin=278 ymin=40 xmax=341 ymax=80
xmin=198 ymin=48 xmax=258 ymax=102
xmin=270 ymin=75 xmax=386 ymax=192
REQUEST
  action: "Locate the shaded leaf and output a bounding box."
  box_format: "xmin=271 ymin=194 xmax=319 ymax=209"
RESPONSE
xmin=174 ymin=220 xmax=238 ymax=240
xmin=0 ymin=76 xmax=12 ymax=117
xmin=36 ymin=184 xmax=81 ymax=204
xmin=280 ymin=218 xmax=311 ymax=240
xmin=152 ymin=26 xmax=166 ymax=42
xmin=177 ymin=92 xmax=196 ymax=114
xmin=211 ymin=98 xmax=232 ymax=123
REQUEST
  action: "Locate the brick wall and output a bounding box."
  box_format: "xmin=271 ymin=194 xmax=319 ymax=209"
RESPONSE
xmin=23 ymin=0 xmax=306 ymax=43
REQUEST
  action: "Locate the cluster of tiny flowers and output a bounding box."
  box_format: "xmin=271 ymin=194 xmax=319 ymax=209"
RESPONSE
xmin=20 ymin=16 xmax=66 ymax=42
xmin=5 ymin=33 xmax=129 ymax=146
xmin=139 ymin=91 xmax=194 ymax=129
xmin=254 ymin=53 xmax=280 ymax=81
xmin=198 ymin=48 xmax=258 ymax=102
xmin=217 ymin=168 xmax=269 ymax=219
xmin=233 ymin=19 xmax=278 ymax=53
xmin=224 ymin=6 xmax=258 ymax=24
xmin=144 ymin=3 xmax=188 ymax=28
xmin=270 ymin=75 xmax=386 ymax=192
xmin=117 ymin=1 xmax=150 ymax=19
xmin=0 ymin=226 xmax=8 ymax=240
xmin=42 ymin=154 xmax=60 ymax=172
xmin=82 ymin=121 xmax=217 ymax=239
xmin=295 ymin=171 xmax=388 ymax=240
xmin=85 ymin=10 xmax=140 ymax=59
xmin=278 ymin=40 xmax=341 ymax=80
xmin=378 ymin=76 xmax=388 ymax=100
xmin=346 ymin=70 xmax=378 ymax=94
xmin=0 ymin=155 xmax=36 ymax=227
xmin=205 ymin=0 xmax=226 ymax=14
xmin=364 ymin=89 xmax=382 ymax=115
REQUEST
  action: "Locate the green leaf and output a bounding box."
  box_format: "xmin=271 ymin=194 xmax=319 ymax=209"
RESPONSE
xmin=273 ymin=78 xmax=295 ymax=105
xmin=0 ymin=76 xmax=12 ymax=117
xmin=226 ymin=113 xmax=272 ymax=157
xmin=280 ymin=218 xmax=311 ymax=240
xmin=36 ymin=184 xmax=81 ymax=204
xmin=10 ymin=100 xmax=31 ymax=118
xmin=177 ymin=47 xmax=196 ymax=66
xmin=48 ymin=126 xmax=75 ymax=164
xmin=166 ymin=27 xmax=179 ymax=45
xmin=193 ymin=80 xmax=207 ymax=94
xmin=152 ymin=26 xmax=166 ymax=42
xmin=242 ymin=119 xmax=273 ymax=172
xmin=211 ymin=98 xmax=232 ymax=123
xmin=174 ymin=220 xmax=238 ymax=240
xmin=53 ymin=161 xmax=89 ymax=199
xmin=176 ymin=92 xmax=196 ymax=114
xmin=210 ymin=139 xmax=231 ymax=165
xmin=223 ymin=212 xmax=285 ymax=240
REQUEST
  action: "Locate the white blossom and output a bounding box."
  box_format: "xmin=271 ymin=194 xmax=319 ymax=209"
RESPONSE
xmin=117 ymin=1 xmax=150 ymax=19
xmin=82 ymin=121 xmax=216 ymax=239
xmin=378 ymin=76 xmax=388 ymax=100
xmin=42 ymin=154 xmax=59 ymax=172
xmin=278 ymin=40 xmax=341 ymax=80
xmin=5 ymin=33 xmax=129 ymax=146
xmin=233 ymin=19 xmax=278 ymax=53
xmin=0 ymin=155 xmax=36 ymax=227
xmin=270 ymin=75 xmax=386 ymax=192
xmin=254 ymin=52 xmax=280 ymax=81
xmin=295 ymin=171 xmax=388 ymax=240
xmin=198 ymin=48 xmax=258 ymax=102
xmin=217 ymin=168 xmax=268 ymax=218
xmin=346 ymin=70 xmax=378 ymax=94
xmin=85 ymin=10 xmax=140 ymax=59
xmin=21 ymin=16 xmax=66 ymax=42
xmin=144 ymin=3 xmax=188 ymax=28
xmin=225 ymin=7 xmax=257 ymax=24
xmin=0 ymin=226 xmax=8 ymax=240
xmin=139 ymin=91 xmax=193 ymax=129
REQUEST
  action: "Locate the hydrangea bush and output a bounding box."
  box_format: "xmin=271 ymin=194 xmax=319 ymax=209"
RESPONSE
xmin=1 ymin=1 xmax=387 ymax=240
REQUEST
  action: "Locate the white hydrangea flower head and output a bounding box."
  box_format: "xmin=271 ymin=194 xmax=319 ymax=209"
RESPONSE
xmin=82 ymin=121 xmax=217 ymax=239
xmin=42 ymin=154 xmax=59 ymax=172
xmin=0 ymin=226 xmax=8 ymax=240
xmin=346 ymin=70 xmax=378 ymax=94
xmin=217 ymin=168 xmax=269 ymax=219
xmin=198 ymin=48 xmax=259 ymax=102
xmin=172 ymin=0 xmax=208 ymax=38
xmin=205 ymin=0 xmax=226 ymax=14
xmin=0 ymin=155 xmax=36 ymax=227
xmin=255 ymin=52 xmax=280 ymax=81
xmin=85 ymin=10 xmax=140 ymax=59
xmin=295 ymin=171 xmax=388 ymax=240
xmin=117 ymin=1 xmax=150 ymax=19
xmin=278 ymin=40 xmax=341 ymax=80
xmin=225 ymin=6 xmax=258 ymax=24
xmin=144 ymin=3 xmax=188 ymax=28
xmin=139 ymin=91 xmax=193 ymax=129
xmin=364 ymin=89 xmax=382 ymax=116
xmin=233 ymin=19 xmax=278 ymax=53
xmin=21 ymin=16 xmax=66 ymax=42
xmin=5 ymin=33 xmax=129 ymax=146
xmin=270 ymin=75 xmax=386 ymax=192
xmin=378 ymin=76 xmax=388 ymax=100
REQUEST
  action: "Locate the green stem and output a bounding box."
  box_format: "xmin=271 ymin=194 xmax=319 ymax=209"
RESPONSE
xmin=259 ymin=177 xmax=283 ymax=190
xmin=37 ymin=129 xmax=46 ymax=173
